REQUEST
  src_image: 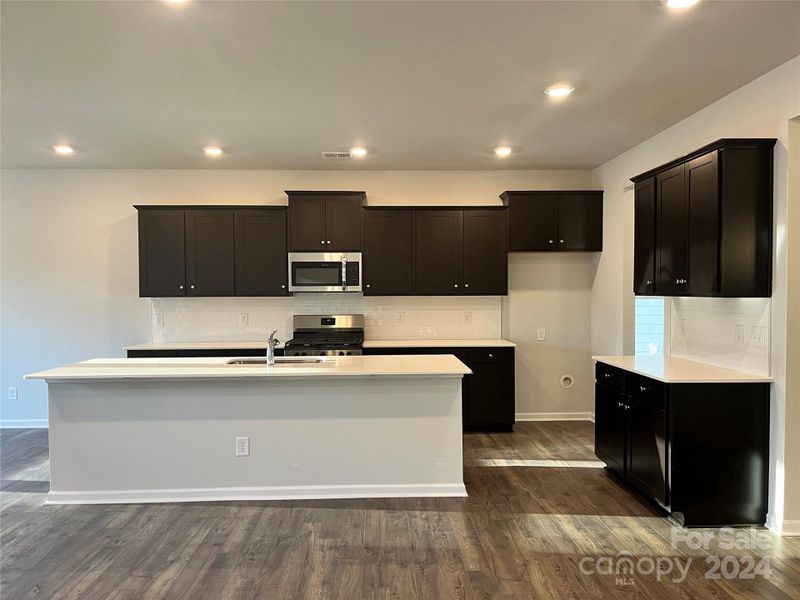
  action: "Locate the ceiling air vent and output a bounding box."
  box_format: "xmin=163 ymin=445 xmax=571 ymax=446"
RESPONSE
xmin=321 ymin=151 xmax=352 ymax=159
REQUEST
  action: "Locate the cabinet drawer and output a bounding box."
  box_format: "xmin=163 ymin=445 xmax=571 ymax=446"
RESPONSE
xmin=467 ymin=347 xmax=513 ymax=364
xmin=627 ymin=373 xmax=666 ymax=408
xmin=596 ymin=362 xmax=625 ymax=393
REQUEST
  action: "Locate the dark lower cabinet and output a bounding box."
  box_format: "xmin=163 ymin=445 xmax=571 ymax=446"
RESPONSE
xmin=127 ymin=348 xmax=280 ymax=358
xmin=185 ymin=209 xmax=235 ymax=296
xmin=137 ymin=209 xmax=186 ymax=297
xmin=595 ymin=361 xmax=769 ymax=526
xmin=234 ymin=208 xmax=288 ymax=296
xmin=362 ymin=209 xmax=414 ymax=295
xmin=364 ymin=346 xmax=515 ymax=431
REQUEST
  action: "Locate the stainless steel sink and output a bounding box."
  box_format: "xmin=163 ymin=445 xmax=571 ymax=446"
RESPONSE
xmin=226 ymin=358 xmax=323 ymax=365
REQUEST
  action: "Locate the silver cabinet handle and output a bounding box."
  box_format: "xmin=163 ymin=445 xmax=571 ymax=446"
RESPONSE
xmin=321 ymin=240 xmax=325 ymax=244
xmin=603 ymin=373 xmax=611 ymax=379
xmin=179 ymin=285 xmax=184 ymax=290
xmin=190 ymin=285 xmax=195 ymax=289
xmin=646 ymin=280 xmax=653 ymax=285
xmin=618 ymin=402 xmax=624 ymax=408
xmin=281 ymin=284 xmax=285 ymax=289
xmin=548 ymin=239 xmax=554 ymax=244
xmin=366 ymin=284 xmax=371 ymax=288
xmin=464 ymin=283 xmax=469 ymax=288
xmin=639 ymin=386 xmax=649 ymax=392
xmin=560 ymin=239 xmax=565 ymax=243
xmin=327 ymin=240 xmax=331 ymax=244
xmin=488 ymin=353 xmax=493 ymax=358
xmin=453 ymin=284 xmax=459 ymax=288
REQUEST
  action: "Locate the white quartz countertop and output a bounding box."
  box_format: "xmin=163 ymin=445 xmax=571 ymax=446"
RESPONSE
xmin=26 ymin=355 xmax=472 ymax=382
xmin=125 ymin=339 xmax=515 ymax=350
xmin=592 ymin=355 xmax=773 ymax=384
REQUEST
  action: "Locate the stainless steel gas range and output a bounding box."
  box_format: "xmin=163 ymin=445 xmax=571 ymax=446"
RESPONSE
xmin=283 ymin=314 xmax=364 ymax=356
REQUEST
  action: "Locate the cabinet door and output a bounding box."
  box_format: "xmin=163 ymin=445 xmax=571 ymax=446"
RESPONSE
xmin=325 ymin=196 xmax=362 ymax=250
xmin=414 ymin=211 xmax=463 ymax=295
xmin=656 ymin=165 xmax=688 ymax=296
xmin=234 ymin=209 xmax=288 ymax=296
xmin=686 ymin=151 xmax=719 ymax=296
xmin=362 ymin=210 xmax=414 ymax=295
xmin=508 ymin=193 xmax=558 ymax=251
xmin=633 ymin=178 xmax=656 ymax=295
xmin=185 ymin=210 xmax=235 ymax=296
xmin=557 ymin=192 xmax=603 ymax=251
xmin=138 ymin=209 xmax=186 ymax=297
xmin=595 ymin=384 xmax=627 ymax=476
xmin=627 ymin=399 xmax=668 ymax=506
xmin=463 ymin=210 xmax=508 ymax=295
xmin=463 ymin=348 xmax=515 ymax=430
xmin=288 ymin=196 xmax=327 ymax=251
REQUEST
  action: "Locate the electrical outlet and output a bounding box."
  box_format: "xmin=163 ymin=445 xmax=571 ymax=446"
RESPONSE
xmin=735 ymin=325 xmax=745 ymax=346
xmin=750 ymin=326 xmax=766 ymax=349
xmin=155 ymin=314 xmax=165 ymax=328
xmin=464 ymin=311 xmax=472 ymax=324
xmin=397 ymin=312 xmax=405 ymax=324
xmin=239 ymin=313 xmax=249 ymax=326
xmin=235 ymin=436 xmax=250 ymax=457
xmin=679 ymin=319 xmax=688 ymax=338
xmin=536 ymin=328 xmax=546 ymax=341
xmin=8 ymin=387 xmax=17 ymax=401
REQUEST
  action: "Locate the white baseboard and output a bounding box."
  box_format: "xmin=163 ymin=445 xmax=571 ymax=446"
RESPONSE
xmin=0 ymin=419 xmax=48 ymax=429
xmin=516 ymin=412 xmax=595 ymax=422
xmin=45 ymin=482 xmax=468 ymax=505
xmin=766 ymin=514 xmax=800 ymax=536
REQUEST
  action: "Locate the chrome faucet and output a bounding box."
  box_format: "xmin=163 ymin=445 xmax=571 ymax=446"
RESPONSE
xmin=266 ymin=330 xmax=280 ymax=366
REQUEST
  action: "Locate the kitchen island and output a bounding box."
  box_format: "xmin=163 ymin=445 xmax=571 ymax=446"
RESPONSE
xmin=26 ymin=355 xmax=471 ymax=504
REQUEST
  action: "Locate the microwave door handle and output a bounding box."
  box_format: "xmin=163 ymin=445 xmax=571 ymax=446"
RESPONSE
xmin=341 ymin=257 xmax=347 ymax=291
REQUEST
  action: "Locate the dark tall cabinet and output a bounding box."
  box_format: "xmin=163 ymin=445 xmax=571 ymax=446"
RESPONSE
xmin=415 ymin=211 xmax=464 ymax=295
xmin=632 ymin=138 xmax=775 ymax=297
xmin=286 ymin=191 xmax=364 ymax=251
xmin=502 ymin=190 xmax=603 ymax=252
xmin=138 ymin=209 xmax=186 ymax=297
xmin=234 ymin=208 xmax=288 ymax=296
xmin=362 ymin=209 xmax=415 ymax=295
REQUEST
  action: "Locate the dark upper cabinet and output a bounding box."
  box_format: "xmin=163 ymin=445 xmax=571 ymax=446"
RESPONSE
xmin=502 ymin=191 xmax=603 ymax=252
xmin=362 ymin=209 xmax=414 ymax=295
xmin=557 ymin=192 xmax=603 ymax=251
xmin=414 ymin=210 xmax=463 ymax=295
xmin=656 ymin=165 xmax=688 ymax=296
xmin=463 ymin=210 xmax=508 ymax=295
xmin=505 ymin=192 xmax=558 ymax=251
xmin=633 ymin=138 xmax=775 ymax=298
xmin=633 ymin=178 xmax=656 ymax=295
xmin=234 ymin=208 xmax=288 ymax=296
xmin=137 ymin=209 xmax=186 ymax=297
xmin=286 ymin=191 xmax=364 ymax=251
xmin=185 ymin=209 xmax=235 ymax=296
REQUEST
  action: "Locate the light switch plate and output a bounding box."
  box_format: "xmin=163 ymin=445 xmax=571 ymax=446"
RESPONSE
xmin=236 ymin=436 xmax=250 ymax=457
xmin=239 ymin=313 xmax=249 ymax=326
xmin=8 ymin=387 xmax=17 ymax=401
xmin=155 ymin=314 xmax=165 ymax=328
xmin=536 ymin=328 xmax=546 ymax=341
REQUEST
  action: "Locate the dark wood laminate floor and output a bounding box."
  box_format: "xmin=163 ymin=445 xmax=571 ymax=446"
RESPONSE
xmin=2 ymin=423 xmax=798 ymax=599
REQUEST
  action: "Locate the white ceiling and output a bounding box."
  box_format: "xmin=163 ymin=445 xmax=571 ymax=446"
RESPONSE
xmin=2 ymin=1 xmax=798 ymax=170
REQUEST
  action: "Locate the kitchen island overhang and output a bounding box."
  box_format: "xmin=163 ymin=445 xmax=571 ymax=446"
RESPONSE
xmin=26 ymin=355 xmax=471 ymax=505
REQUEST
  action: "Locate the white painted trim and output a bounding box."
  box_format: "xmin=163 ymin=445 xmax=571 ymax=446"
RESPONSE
xmin=0 ymin=419 xmax=48 ymax=429
xmin=45 ymin=483 xmax=468 ymax=505
xmin=779 ymin=519 xmax=800 ymax=537
xmin=516 ymin=412 xmax=594 ymax=422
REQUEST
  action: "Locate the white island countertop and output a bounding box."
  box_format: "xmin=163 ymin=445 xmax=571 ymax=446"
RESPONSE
xmin=124 ymin=339 xmax=515 ymax=351
xmin=592 ymin=355 xmax=773 ymax=384
xmin=26 ymin=355 xmax=472 ymax=382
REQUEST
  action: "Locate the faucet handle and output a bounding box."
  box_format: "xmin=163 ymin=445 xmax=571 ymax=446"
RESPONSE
xmin=268 ymin=330 xmax=280 ymax=346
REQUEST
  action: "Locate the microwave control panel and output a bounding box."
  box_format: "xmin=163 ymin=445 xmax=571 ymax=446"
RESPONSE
xmin=345 ymin=262 xmax=360 ymax=286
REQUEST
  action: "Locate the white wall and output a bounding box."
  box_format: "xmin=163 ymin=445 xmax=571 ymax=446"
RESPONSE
xmin=591 ymin=55 xmax=800 ymax=534
xmin=0 ymin=168 xmax=594 ymax=427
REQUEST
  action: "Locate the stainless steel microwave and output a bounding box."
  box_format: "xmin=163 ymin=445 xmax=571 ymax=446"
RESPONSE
xmin=287 ymin=252 xmax=362 ymax=293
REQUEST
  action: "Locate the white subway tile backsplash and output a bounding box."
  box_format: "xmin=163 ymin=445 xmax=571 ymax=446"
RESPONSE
xmin=669 ymin=297 xmax=770 ymax=376
xmin=150 ymin=295 xmax=501 ymax=343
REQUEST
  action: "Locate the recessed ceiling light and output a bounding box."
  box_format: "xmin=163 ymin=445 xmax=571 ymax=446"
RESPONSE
xmin=350 ymin=147 xmax=368 ymax=158
xmin=53 ymin=144 xmax=74 ymax=155
xmin=544 ymin=84 xmax=575 ymax=98
xmin=662 ymin=0 xmax=700 ymax=8
xmin=204 ymin=146 xmax=222 ymax=157
xmin=494 ymin=146 xmax=512 ymax=158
